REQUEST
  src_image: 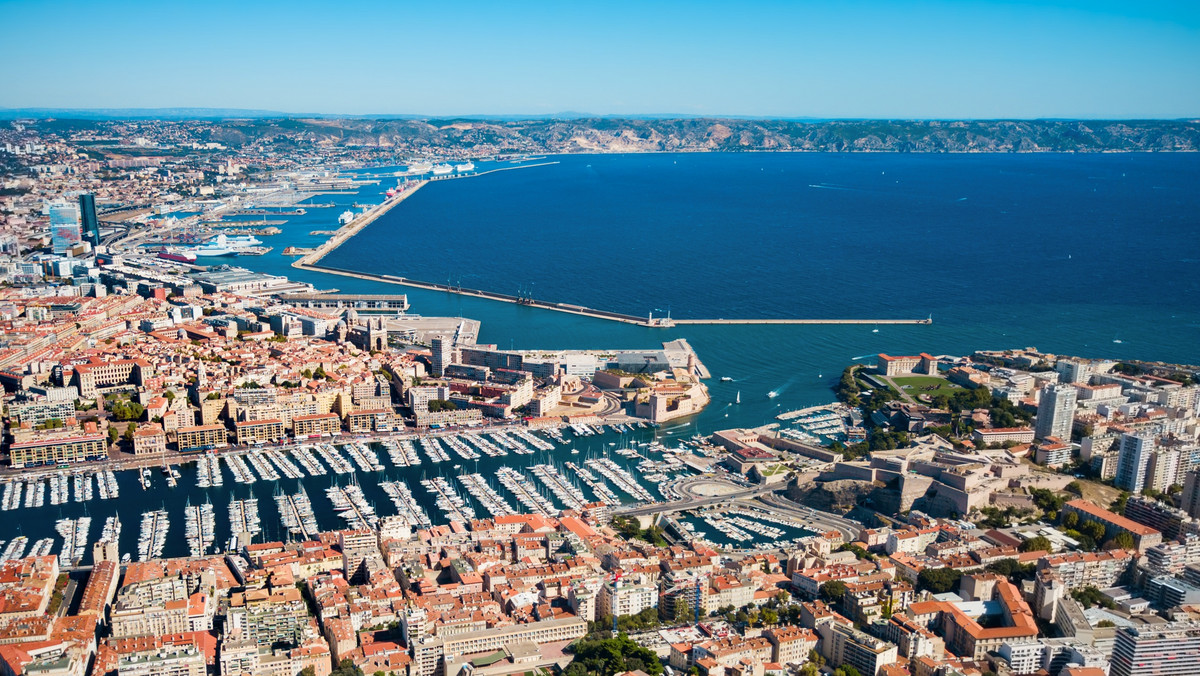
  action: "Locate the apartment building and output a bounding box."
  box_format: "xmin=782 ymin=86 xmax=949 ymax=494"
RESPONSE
xmin=8 ymin=433 xmax=106 ymax=468
xmin=1063 ymin=499 xmax=1163 ymax=552
xmin=233 ymin=418 xmax=285 ymax=445
xmin=292 ymin=412 xmax=341 ymax=437
xmin=1111 ymin=622 xmax=1200 ymax=676
xmin=1035 ymin=550 xmax=1133 ymax=589
xmin=819 ymin=621 xmax=899 ymax=676
xmin=176 ymin=424 xmax=229 ymax=452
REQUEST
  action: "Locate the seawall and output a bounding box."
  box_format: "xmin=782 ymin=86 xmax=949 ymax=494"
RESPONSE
xmin=293 ymin=180 xmax=428 ymax=269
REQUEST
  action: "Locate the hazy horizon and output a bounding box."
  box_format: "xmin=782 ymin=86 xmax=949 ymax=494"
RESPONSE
xmin=1 ymin=0 xmax=1198 ymax=119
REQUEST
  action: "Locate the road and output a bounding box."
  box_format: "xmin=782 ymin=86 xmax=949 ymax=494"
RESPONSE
xmin=757 ymin=493 xmax=863 ymax=541
xmin=611 ymin=479 xmax=777 ymax=517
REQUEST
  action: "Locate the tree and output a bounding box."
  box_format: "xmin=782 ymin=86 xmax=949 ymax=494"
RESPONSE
xmin=123 ymin=423 xmax=136 ymax=443
xmin=820 ymin=580 xmax=847 ymax=603
xmin=760 ymin=608 xmax=778 ymax=626
xmin=1062 ymin=511 xmax=1079 ymax=529
xmin=1111 ymin=491 xmax=1130 ymax=515
xmin=1103 ymin=532 xmax=1136 ymax=551
xmin=1079 ymin=521 xmax=1107 ymax=543
xmin=1021 ymin=536 xmax=1052 ymax=553
xmin=1071 ymin=586 xmax=1116 ymax=610
xmin=835 ymin=666 xmax=862 ymax=676
xmin=329 ymin=660 xmax=365 ymax=676
xmin=108 ymin=426 xmax=119 ymax=443
xmin=674 ymin=597 xmax=691 ymax=625
xmin=917 ymin=568 xmax=963 ymax=594
xmin=567 ymin=634 xmax=663 ymax=676
xmin=986 ymin=559 xmax=1036 ymax=581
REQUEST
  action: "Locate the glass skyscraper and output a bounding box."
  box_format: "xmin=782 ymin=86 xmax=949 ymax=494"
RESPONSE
xmin=49 ymin=199 xmax=82 ymax=254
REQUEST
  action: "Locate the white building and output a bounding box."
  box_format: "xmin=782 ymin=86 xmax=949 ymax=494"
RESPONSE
xmin=1035 ymin=384 xmax=1077 ymax=441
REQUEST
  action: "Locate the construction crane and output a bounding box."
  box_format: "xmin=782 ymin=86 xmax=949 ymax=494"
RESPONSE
xmin=663 ymin=570 xmax=712 ymax=626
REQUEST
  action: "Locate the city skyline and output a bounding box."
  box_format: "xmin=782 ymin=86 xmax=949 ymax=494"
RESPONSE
xmin=1 ymin=0 xmax=1199 ymax=119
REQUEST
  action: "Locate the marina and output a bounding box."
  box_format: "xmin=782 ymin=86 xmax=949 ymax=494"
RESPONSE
xmin=137 ymin=510 xmax=169 ymax=562
xmin=0 ymin=425 xmax=716 ymax=563
xmin=495 ymin=467 xmax=557 ymax=516
xmin=275 ymin=487 xmax=319 ymax=540
xmin=457 ymin=473 xmax=515 ymax=518
xmin=227 ymin=497 xmax=262 ymax=548
xmin=184 ymin=499 xmax=217 ymax=557
xmin=421 ymin=476 xmax=475 ymax=523
xmin=380 ymin=481 xmax=431 ymax=529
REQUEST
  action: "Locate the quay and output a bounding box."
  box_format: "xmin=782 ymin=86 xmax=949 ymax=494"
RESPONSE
xmin=202 ymin=220 xmax=288 ymax=227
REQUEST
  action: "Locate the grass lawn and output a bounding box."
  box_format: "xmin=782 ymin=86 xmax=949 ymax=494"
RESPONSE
xmin=890 ymin=375 xmax=962 ymax=399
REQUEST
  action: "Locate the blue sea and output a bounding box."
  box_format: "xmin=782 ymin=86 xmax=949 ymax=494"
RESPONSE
xmin=261 ymin=151 xmax=1200 ymax=428
xmin=5 ymin=152 xmax=1198 ymax=558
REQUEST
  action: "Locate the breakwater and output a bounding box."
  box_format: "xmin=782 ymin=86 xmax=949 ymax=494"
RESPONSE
xmin=670 ymin=318 xmax=931 ymax=325
xmin=298 ymin=261 xmax=930 ymax=329
xmin=293 ymin=181 xmax=428 ymax=268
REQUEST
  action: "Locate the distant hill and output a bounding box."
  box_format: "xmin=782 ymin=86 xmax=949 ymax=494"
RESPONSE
xmin=10 ymin=113 xmax=1200 ymax=152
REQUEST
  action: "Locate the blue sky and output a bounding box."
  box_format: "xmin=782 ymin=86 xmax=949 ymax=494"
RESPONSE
xmin=1 ymin=0 xmax=1198 ymax=118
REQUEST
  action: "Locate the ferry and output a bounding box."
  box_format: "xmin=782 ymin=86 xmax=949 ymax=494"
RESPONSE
xmin=182 ymin=233 xmax=264 ymax=257
xmin=158 ymin=248 xmax=197 ymax=264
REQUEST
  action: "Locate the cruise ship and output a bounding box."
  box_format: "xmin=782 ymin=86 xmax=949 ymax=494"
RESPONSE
xmin=431 ymin=163 xmax=454 ymax=176
xmin=183 ymin=233 xmax=264 ymax=257
xmin=407 ymin=161 xmax=433 ymax=174
xmin=455 ymin=162 xmax=475 ymax=173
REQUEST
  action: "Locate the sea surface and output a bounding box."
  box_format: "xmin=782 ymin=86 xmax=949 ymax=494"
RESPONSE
xmin=3 ymin=152 xmax=1198 ymax=561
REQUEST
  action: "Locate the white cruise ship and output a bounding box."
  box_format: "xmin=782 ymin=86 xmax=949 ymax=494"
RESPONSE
xmin=455 ymin=162 xmax=475 ymax=173
xmin=431 ymin=163 xmax=454 ymax=175
xmin=407 ymin=161 xmax=433 ymax=174
xmin=184 ymin=233 xmax=264 ymax=257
